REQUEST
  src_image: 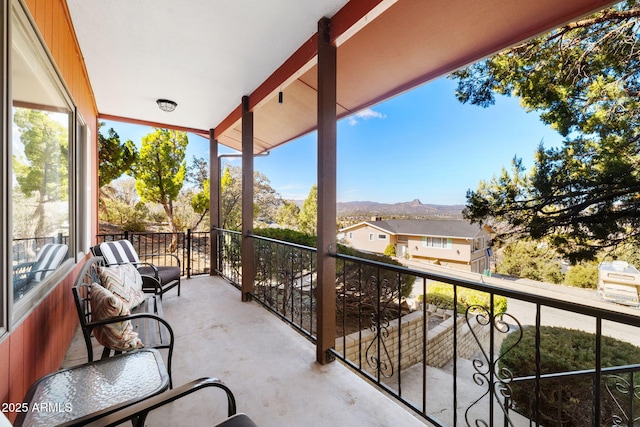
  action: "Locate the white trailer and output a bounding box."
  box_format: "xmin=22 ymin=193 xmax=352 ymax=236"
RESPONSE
xmin=598 ymin=261 xmax=640 ymax=306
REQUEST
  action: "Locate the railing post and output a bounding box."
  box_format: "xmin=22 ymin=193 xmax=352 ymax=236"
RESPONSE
xmin=316 ymin=16 xmax=337 ymax=365
xmin=186 ymin=229 xmax=192 ymax=279
xmin=241 ymin=95 xmax=255 ymax=301
xmin=209 ymin=129 xmax=219 ymax=277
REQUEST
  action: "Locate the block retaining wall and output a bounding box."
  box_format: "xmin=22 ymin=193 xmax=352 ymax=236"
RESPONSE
xmin=335 ymin=307 xmax=489 ymax=376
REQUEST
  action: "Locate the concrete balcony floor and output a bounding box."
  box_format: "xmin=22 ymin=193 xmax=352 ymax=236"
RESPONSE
xmin=63 ymin=275 xmax=428 ymax=427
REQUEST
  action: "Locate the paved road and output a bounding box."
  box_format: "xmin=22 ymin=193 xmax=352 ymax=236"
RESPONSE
xmin=402 ymin=259 xmax=640 ymax=346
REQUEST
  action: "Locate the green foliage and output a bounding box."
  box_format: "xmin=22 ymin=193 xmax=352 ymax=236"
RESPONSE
xmin=453 ymin=2 xmax=640 ymax=262
xmin=253 ymin=228 xmax=316 ymax=247
xmin=13 ymin=108 xmax=69 ymax=237
xmin=98 ymin=123 xmax=137 ymax=188
xmin=500 ymin=326 xmax=640 ymax=425
xmin=132 ymin=129 xmax=188 ymax=233
xmin=187 ymin=156 xmax=210 ymax=230
xmin=191 ymin=179 xmax=210 ymax=214
xmin=609 ymin=242 xmax=640 ymax=268
xmin=219 ymin=166 xmax=282 ymax=231
xmin=384 ymin=244 xmax=396 ymax=256
xmin=298 ymin=184 xmax=317 ymax=235
xmin=98 ymin=178 xmax=147 ymax=231
xmin=564 ymin=262 xmax=598 ymax=289
xmin=100 ymin=197 xmax=147 ymax=231
xmin=189 ymin=179 xmax=210 ymax=231
xmin=496 ymin=240 xmax=564 ymax=283
xmin=220 ymin=167 xmax=241 ymax=230
xmin=424 ymin=282 xmax=508 ymax=313
xmin=276 ymin=200 xmax=300 ymax=229
xmin=255 ymin=228 xmax=415 ymax=298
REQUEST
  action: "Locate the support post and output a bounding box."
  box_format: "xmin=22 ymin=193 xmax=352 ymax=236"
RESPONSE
xmin=316 ymin=17 xmax=337 ymax=364
xmin=209 ymin=129 xmax=219 ymax=276
xmin=241 ymin=96 xmax=255 ymax=301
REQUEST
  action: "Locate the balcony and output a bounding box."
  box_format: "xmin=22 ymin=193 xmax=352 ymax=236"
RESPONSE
xmin=62 ymin=274 xmax=427 ymax=426
xmin=62 ymin=232 xmax=640 ymax=426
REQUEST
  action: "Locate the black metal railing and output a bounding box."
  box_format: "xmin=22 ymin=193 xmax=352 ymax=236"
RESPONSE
xmin=252 ymin=234 xmax=317 ymax=341
xmin=97 ymin=229 xmax=211 ymax=277
xmin=506 ymin=364 xmax=640 ymax=426
xmin=332 ymin=253 xmax=640 ymax=427
xmin=213 ymin=229 xmax=640 ymax=426
xmin=215 ymin=229 xmax=317 ymax=341
xmin=215 ymin=228 xmax=242 ymax=286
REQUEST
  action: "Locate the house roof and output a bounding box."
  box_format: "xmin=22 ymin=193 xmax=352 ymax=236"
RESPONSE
xmin=343 ymin=219 xmax=491 ymax=239
xmin=65 ymin=0 xmax=618 ymax=152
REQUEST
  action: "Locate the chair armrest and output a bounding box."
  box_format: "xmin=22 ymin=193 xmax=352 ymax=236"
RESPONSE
xmin=81 ymin=377 xmax=237 ymax=427
xmin=140 ymin=274 xmax=162 ymax=294
xmin=86 ymin=312 xmax=174 ymax=340
xmin=139 ymin=253 xmax=181 ymax=268
xmin=13 ymin=261 xmax=35 ymax=273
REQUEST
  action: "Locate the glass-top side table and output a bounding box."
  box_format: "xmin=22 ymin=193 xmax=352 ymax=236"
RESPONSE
xmin=16 ymin=349 xmax=169 ymax=427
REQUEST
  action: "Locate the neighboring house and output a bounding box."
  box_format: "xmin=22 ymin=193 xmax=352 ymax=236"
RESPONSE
xmin=340 ymin=219 xmax=493 ymax=273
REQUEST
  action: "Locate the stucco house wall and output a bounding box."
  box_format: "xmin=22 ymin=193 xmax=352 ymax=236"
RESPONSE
xmin=341 ymin=220 xmax=493 ymax=273
xmin=343 ymin=224 xmax=395 ymax=254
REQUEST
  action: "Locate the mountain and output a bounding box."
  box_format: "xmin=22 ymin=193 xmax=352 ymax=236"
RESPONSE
xmin=293 ymin=198 xmax=464 ymax=219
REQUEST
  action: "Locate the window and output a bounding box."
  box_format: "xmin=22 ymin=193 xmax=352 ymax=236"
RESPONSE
xmin=9 ymin=2 xmax=74 ymax=308
xmin=348 ymin=232 xmax=353 ymax=239
xmin=369 ymin=233 xmax=374 ymax=241
xmin=472 ymin=237 xmax=483 ymax=252
xmin=422 ymin=236 xmax=452 ymax=249
xmin=378 ymin=234 xmax=387 ymax=240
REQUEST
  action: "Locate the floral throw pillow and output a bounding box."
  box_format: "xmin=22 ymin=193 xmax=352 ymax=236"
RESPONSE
xmin=90 ymin=282 xmax=144 ymax=351
xmin=98 ymin=263 xmax=146 ymax=309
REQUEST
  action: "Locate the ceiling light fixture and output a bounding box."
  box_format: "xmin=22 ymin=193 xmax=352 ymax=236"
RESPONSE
xmin=156 ymin=99 xmax=177 ymax=112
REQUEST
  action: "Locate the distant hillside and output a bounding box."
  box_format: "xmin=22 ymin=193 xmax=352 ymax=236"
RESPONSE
xmin=292 ymin=198 xmax=464 ymax=219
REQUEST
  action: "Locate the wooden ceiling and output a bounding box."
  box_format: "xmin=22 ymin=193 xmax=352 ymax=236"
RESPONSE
xmin=214 ymin=0 xmax=619 ymax=153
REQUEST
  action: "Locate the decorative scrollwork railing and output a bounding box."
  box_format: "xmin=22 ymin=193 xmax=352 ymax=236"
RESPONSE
xmin=605 ymin=371 xmax=640 ymax=427
xmin=464 ymin=305 xmax=522 ymax=427
xmin=212 ymin=231 xmax=640 ymax=427
xmin=362 ymin=275 xmax=395 ymax=379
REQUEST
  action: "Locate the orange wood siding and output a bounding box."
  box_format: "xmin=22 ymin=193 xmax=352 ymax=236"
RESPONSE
xmin=1 ymin=268 xmax=83 ymax=423
xmin=1 ymin=1 xmax=97 ymax=422
xmin=24 ymin=0 xmax=97 ymax=133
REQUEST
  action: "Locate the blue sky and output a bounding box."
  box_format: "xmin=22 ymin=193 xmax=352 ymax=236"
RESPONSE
xmin=103 ymin=76 xmax=564 ymax=205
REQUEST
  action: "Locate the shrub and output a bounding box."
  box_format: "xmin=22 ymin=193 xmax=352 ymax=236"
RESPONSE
xmin=423 ymin=281 xmax=508 ymax=313
xmin=496 ymin=240 xmax=564 ymax=284
xmin=564 ymin=263 xmax=598 ymax=289
xmin=500 ymin=326 xmax=640 ymax=426
xmin=384 ymin=244 xmax=396 ymax=256
xmin=253 ymin=227 xmax=316 ymax=247
xmin=253 ymin=228 xmax=415 ymax=298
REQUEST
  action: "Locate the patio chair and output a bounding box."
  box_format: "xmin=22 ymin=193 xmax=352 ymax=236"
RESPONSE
xmin=80 ymin=377 xmax=258 ymax=427
xmin=13 ymin=243 xmax=68 ymax=299
xmin=92 ymin=239 xmax=181 ymax=299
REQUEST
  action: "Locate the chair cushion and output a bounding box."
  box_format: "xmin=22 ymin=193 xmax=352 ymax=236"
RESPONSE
xmin=98 ymin=264 xmax=146 ymax=309
xmin=214 ymin=414 xmax=258 ymax=427
xmin=90 ymin=282 xmax=143 ymax=351
xmin=31 ymin=243 xmax=68 ymax=282
xmin=99 ymin=240 xmax=141 ymax=265
xmin=138 ymin=265 xmax=180 ymax=284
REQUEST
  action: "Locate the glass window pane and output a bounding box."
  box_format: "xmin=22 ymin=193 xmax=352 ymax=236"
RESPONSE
xmin=11 ymin=8 xmax=70 ymax=302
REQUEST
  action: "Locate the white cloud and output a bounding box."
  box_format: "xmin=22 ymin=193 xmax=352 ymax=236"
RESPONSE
xmin=347 ymin=108 xmax=387 ymax=126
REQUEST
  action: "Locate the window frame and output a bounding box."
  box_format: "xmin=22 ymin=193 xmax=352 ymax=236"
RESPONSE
xmin=0 ymin=0 xmax=9 ymax=336
xmin=422 ymin=236 xmax=453 ymax=250
xmin=7 ymin=0 xmax=78 ymax=324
